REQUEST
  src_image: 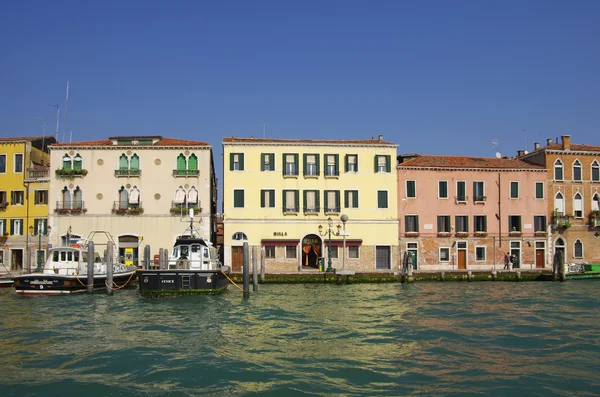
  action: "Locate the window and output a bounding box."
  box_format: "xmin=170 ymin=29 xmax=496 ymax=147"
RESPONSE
xmin=285 ymin=246 xmax=297 ymax=259
xmin=439 ymin=248 xmax=450 ymax=262
xmin=62 ymin=186 xmax=73 ymax=209
xmin=0 ymin=191 xmax=5 ymax=206
xmin=535 ymin=182 xmax=544 ymax=199
xmin=329 ymin=246 xmax=339 ymax=259
xmin=573 ymin=160 xmax=582 ymax=182
xmin=406 ymin=181 xmax=416 ymax=198
xmin=554 ymin=159 xmax=563 ymax=181
xmin=14 ymin=154 xmax=23 ymax=173
xmin=405 ymin=215 xmax=419 ymax=232
xmin=261 ymin=153 xmax=275 ymax=171
xmin=324 ymin=154 xmax=339 ymax=176
xmin=0 ymin=154 xmax=5 ymax=173
xmin=130 ymin=154 xmax=140 ymax=170
xmin=324 ymin=190 xmax=340 ymax=213
xmin=455 ymin=215 xmax=468 ymax=233
xmin=474 ymin=215 xmax=487 ymax=233
xmin=119 ymin=154 xmax=129 ymax=169
xmin=510 ymin=181 xmax=519 ymax=199
xmin=508 ymin=215 xmax=522 ymax=232
xmin=260 ymin=189 xmax=275 ymax=208
xmin=345 ymin=154 xmax=358 ymax=172
xmin=33 ymin=218 xmax=48 ymax=235
xmin=11 ymin=191 xmax=24 ymax=205
xmin=473 ymin=181 xmax=485 ymax=202
xmin=233 ymin=189 xmax=245 ymax=208
xmin=438 ymin=181 xmax=448 ymax=199
xmin=186 ymin=187 xmax=199 ymax=205
xmin=303 ymin=154 xmax=319 ymax=176
xmin=348 ymin=246 xmax=359 ymax=258
xmin=437 ymin=215 xmax=450 ymax=233
xmin=375 ymin=246 xmax=391 ymax=269
xmin=593 ymin=193 xmax=600 ymax=212
xmin=232 ymin=232 xmax=247 ymax=241
xmin=62 ymin=154 xmax=72 ymax=170
xmin=35 ymin=190 xmax=48 ymax=205
xmin=283 ymin=153 xmax=298 ymax=176
xmin=475 ymin=247 xmax=486 ymax=261
xmin=344 ymin=190 xmax=359 ymax=208
xmin=73 ymin=154 xmax=82 ymax=170
xmin=283 ymin=190 xmax=299 ymax=213
xmin=574 ymin=240 xmax=583 ymax=259
xmin=377 ymin=190 xmax=388 ymax=209
xmin=375 ymin=155 xmax=391 ymax=173
xmin=0 ymin=219 xmax=5 ymax=235
xmin=188 ymin=154 xmax=198 ymax=171
xmin=456 ymin=181 xmax=466 ymax=202
xmin=126 ymin=186 xmax=138 ymax=207
xmin=534 ymin=216 xmax=546 ymax=232
xmin=574 ymin=193 xmax=583 ymax=218
xmin=592 ymin=160 xmax=599 ymax=182
xmin=10 ymin=219 xmax=23 ymax=235
xmin=265 ymin=246 xmax=276 ymax=258
xmin=176 ymin=154 xmax=186 ymax=171
xmin=303 ymin=190 xmax=319 ymax=213
xmin=230 ymin=153 xmax=244 ymax=171
xmin=554 ymin=192 xmax=565 ymax=214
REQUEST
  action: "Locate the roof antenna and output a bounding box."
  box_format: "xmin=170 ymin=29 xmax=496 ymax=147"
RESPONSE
xmin=51 ymin=104 xmax=60 ymax=142
xmin=64 ymin=81 xmax=69 ymax=142
xmin=492 ymin=139 xmax=501 ymax=158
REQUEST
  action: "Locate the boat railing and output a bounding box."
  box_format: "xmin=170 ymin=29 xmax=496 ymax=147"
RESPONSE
xmin=149 ymin=257 xmax=221 ymax=271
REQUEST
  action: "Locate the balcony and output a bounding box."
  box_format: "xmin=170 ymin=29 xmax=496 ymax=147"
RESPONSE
xmin=113 ymin=202 xmax=144 ymax=215
xmin=282 ymin=206 xmax=299 ymax=214
xmin=172 ymin=169 xmax=199 ymax=177
xmin=55 ymin=201 xmax=86 ymax=215
xmin=473 ymin=196 xmax=486 ymax=204
xmin=55 ymin=168 xmax=88 ymax=178
xmin=324 ymin=207 xmax=341 ymax=215
xmin=24 ymin=169 xmax=50 ymax=182
xmin=303 ymin=207 xmax=320 ymax=215
xmin=552 ymin=213 xmax=573 ymax=229
xmin=455 ymin=195 xmax=468 ymax=204
xmin=170 ymin=202 xmax=201 ymax=216
xmin=114 ymin=169 xmax=141 ymax=177
xmin=589 ymin=211 xmax=600 ymax=228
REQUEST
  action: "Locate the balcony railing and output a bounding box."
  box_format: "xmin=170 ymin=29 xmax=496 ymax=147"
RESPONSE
xmin=55 ymin=168 xmax=88 ymax=177
xmin=473 ymin=196 xmax=486 ymax=203
xmin=589 ymin=212 xmax=600 ymax=228
xmin=114 ymin=169 xmax=142 ymax=177
xmin=172 ymin=169 xmax=199 ymax=177
xmin=55 ymin=201 xmax=86 ymax=214
xmin=282 ymin=206 xmax=299 ymax=214
xmin=113 ymin=201 xmax=143 ymax=215
xmin=324 ymin=207 xmax=341 ymax=214
xmin=552 ymin=213 xmax=573 ymax=229
xmin=303 ymin=207 xmax=320 ymax=214
xmin=170 ymin=201 xmax=201 ymax=215
xmin=25 ymin=169 xmax=50 ymax=182
xmin=455 ymin=195 xmax=468 ymax=203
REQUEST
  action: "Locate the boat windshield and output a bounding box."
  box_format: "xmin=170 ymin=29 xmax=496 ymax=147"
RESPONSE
xmin=52 ymin=250 xmax=80 ymax=262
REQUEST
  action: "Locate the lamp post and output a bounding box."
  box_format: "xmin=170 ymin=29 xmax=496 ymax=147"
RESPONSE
xmin=340 ymin=214 xmax=349 ymax=270
xmin=318 ymin=217 xmax=341 ymax=273
xmin=29 ymin=223 xmax=50 ymax=271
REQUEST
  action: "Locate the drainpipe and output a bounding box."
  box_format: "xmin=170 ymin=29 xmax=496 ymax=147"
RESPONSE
xmin=23 ymin=142 xmax=30 ymax=273
xmin=497 ymin=172 xmax=502 ymax=248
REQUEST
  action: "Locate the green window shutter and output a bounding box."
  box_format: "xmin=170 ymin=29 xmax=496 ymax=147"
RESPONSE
xmin=269 ymin=154 xmax=275 ymax=171
xmin=119 ymin=154 xmax=128 ymax=169
xmin=282 ymin=190 xmax=287 ymax=210
xmin=416 ymin=216 xmax=419 ymax=232
xmin=334 ymin=154 xmax=339 ymax=175
xmin=344 ymin=190 xmax=348 ymax=208
xmin=353 ymin=191 xmax=359 ymax=207
xmin=465 ymin=217 xmax=469 ymax=232
xmin=315 ymin=191 xmax=320 ymax=210
xmin=437 ymin=216 xmax=442 ymax=232
xmin=234 ymin=190 xmax=244 ymax=208
xmin=239 ymin=153 xmax=244 ymax=171
xmin=374 ymin=155 xmax=378 ymax=172
xmin=73 ymin=157 xmax=82 ymax=170
xmin=303 ymin=154 xmax=308 ymax=175
xmin=281 ymin=153 xmax=286 ymax=175
xmin=324 ymin=191 xmax=329 ymax=211
xmin=315 ymin=154 xmax=320 ymax=175
xmin=294 ymin=190 xmax=299 ymax=211
xmin=188 ymin=154 xmax=198 ymax=170
xmin=294 ymin=154 xmax=299 ymax=175
xmin=63 ymin=157 xmax=72 ymax=170
xmin=335 ymin=190 xmax=340 ymax=210
xmin=378 ymin=191 xmax=388 ymax=208
xmin=177 ymin=154 xmax=186 ymax=171
xmin=261 ymin=190 xmax=266 ymax=208
xmin=229 ymin=153 xmax=234 ymax=171
xmin=355 ymin=155 xmax=359 ymax=172
xmin=130 ymin=154 xmax=139 ymax=170
xmin=386 ymin=155 xmax=391 ymax=172
xmin=260 ymin=154 xmax=265 ymax=171
xmin=269 ymin=190 xmax=275 ymax=207
xmin=10 ymin=220 xmax=14 ymax=235
xmin=303 ymin=190 xmax=307 ymax=210
xmin=483 ymin=216 xmax=487 ymax=231
xmin=345 ymin=155 xmax=349 ymax=173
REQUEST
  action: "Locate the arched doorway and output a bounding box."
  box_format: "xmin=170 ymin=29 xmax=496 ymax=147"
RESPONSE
xmin=231 ymin=232 xmax=247 ymax=272
xmin=554 ymin=237 xmax=566 ymax=270
xmin=301 ymin=234 xmax=321 ymax=269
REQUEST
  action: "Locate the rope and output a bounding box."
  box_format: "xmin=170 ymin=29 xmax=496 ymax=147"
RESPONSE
xmin=220 ymin=269 xmax=243 ymax=291
xmin=104 ymin=270 xmax=137 ymax=290
xmin=74 ymin=273 xmax=94 ymax=287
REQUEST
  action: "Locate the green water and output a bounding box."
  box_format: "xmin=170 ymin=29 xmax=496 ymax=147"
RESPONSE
xmin=1 ymin=282 xmax=599 ymax=396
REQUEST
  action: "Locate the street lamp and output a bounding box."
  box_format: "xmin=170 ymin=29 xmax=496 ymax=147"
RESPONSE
xmin=29 ymin=223 xmax=51 ymax=271
xmin=340 ymin=214 xmax=349 ymax=270
xmin=318 ymin=217 xmax=341 ymax=273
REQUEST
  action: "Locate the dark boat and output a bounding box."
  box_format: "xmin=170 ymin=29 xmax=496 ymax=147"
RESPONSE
xmin=137 ymin=211 xmax=230 ymax=297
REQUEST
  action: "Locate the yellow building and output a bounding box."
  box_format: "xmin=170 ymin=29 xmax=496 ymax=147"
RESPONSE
xmin=222 ymin=136 xmax=399 ymax=273
xmin=0 ymin=136 xmax=56 ymax=272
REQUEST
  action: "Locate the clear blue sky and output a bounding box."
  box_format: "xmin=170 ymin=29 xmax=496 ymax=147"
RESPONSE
xmin=2 ymin=0 xmax=599 ymax=191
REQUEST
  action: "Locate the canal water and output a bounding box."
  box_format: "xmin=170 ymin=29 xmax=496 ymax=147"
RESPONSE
xmin=1 ymin=282 xmax=599 ymax=396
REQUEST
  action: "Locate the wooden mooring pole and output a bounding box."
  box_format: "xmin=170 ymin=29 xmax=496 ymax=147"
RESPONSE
xmin=242 ymin=242 xmax=250 ymax=298
xmin=87 ymin=241 xmax=95 ymax=294
xmin=106 ymin=241 xmax=114 ymax=295
xmin=252 ymin=245 xmax=258 ymax=291
xmin=144 ymin=245 xmax=151 ymax=270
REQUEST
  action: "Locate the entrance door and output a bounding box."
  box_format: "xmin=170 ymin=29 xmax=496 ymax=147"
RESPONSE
xmin=231 ymin=246 xmax=244 ymax=272
xmin=457 ymin=242 xmax=467 ymax=269
xmin=406 ymin=242 xmax=418 ymax=270
xmin=510 ymin=241 xmax=521 ymax=269
xmin=535 ymin=242 xmax=545 ymax=268
xmin=301 ymin=235 xmax=321 ymax=269
xmin=11 ymin=249 xmax=23 ymax=271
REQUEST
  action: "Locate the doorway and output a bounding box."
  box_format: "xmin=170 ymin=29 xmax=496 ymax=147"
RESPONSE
xmin=301 ymin=235 xmax=321 ymax=269
xmin=554 ymin=238 xmax=566 ymax=269
xmin=406 ymin=242 xmax=418 ymax=270
xmin=510 ymin=241 xmax=521 ymax=268
xmin=457 ymin=241 xmax=467 ymax=269
xmin=10 ymin=249 xmax=23 ymax=271
xmin=231 ymin=246 xmax=243 ymax=272
xmin=535 ymin=242 xmax=545 ymax=268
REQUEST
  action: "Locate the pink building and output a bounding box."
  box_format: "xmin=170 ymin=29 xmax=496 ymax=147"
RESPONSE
xmin=397 ymin=154 xmax=547 ymax=270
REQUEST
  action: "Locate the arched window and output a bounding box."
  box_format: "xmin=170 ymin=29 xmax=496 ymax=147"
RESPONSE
xmin=118 ymin=187 xmax=128 ymax=210
xmin=573 ymin=159 xmax=582 ymax=182
xmin=73 ymin=186 xmax=83 ymax=209
xmin=232 ymin=232 xmax=248 ymax=241
xmin=187 ymin=186 xmax=198 ymax=205
xmin=554 ymin=192 xmax=565 ymax=214
xmin=119 ymin=154 xmax=129 ymax=170
xmin=61 ymin=187 xmax=71 ymax=209
xmin=574 ymin=239 xmax=583 ymax=258
xmin=554 ymin=159 xmax=563 ymax=181
xmin=592 ymin=160 xmax=599 ymax=182
xmin=593 ymin=193 xmax=600 ymax=212
xmin=129 ymin=186 xmax=140 ymax=206
xmin=173 ymin=186 xmax=186 ymax=205
xmin=188 ymin=154 xmax=198 ymax=170
xmin=130 ymin=154 xmax=140 ymax=170
xmin=573 ymin=193 xmax=583 ymax=218
xmin=62 ymin=154 xmax=72 ymax=170
xmin=73 ymin=154 xmax=82 ymax=170
xmin=177 ymin=154 xmax=187 ymax=171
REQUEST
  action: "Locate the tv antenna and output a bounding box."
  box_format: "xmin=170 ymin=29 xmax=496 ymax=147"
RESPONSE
xmin=492 ymin=139 xmax=501 ymax=158
xmin=50 ymin=104 xmax=60 ymax=142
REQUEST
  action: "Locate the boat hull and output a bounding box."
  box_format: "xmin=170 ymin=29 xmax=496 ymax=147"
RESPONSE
xmin=137 ymin=267 xmax=230 ymax=297
xmin=12 ymin=271 xmax=137 ymax=295
xmin=0 ymin=277 xmax=14 ymax=288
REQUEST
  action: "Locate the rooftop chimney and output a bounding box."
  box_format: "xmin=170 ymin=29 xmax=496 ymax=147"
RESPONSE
xmin=378 ymin=134 xmax=383 ymax=142
xmin=534 ymin=142 xmax=540 ymax=150
xmin=561 ymin=135 xmax=571 ymax=151
xmin=517 ymin=150 xmax=525 ymax=157
xmin=547 ymin=138 xmax=553 ymax=145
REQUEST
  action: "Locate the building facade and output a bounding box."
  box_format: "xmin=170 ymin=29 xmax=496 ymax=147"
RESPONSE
xmin=48 ymin=136 xmax=217 ymax=265
xmin=0 ymin=136 xmax=56 ymax=272
xmin=397 ymin=154 xmax=548 ymax=270
xmin=521 ymin=136 xmax=600 ymax=264
xmin=222 ymin=136 xmax=399 ymax=273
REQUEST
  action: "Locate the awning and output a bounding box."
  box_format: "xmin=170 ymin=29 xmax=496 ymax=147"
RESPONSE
xmin=261 ymin=239 xmax=300 ymax=246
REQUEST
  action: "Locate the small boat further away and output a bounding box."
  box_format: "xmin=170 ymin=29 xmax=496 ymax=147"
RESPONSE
xmin=137 ymin=210 xmax=230 ymax=296
xmin=13 ymin=231 xmax=138 ymax=295
xmin=566 ymin=263 xmax=600 ymax=280
xmin=0 ymin=264 xmax=14 ymax=288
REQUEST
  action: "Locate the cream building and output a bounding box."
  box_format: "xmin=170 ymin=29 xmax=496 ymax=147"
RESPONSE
xmin=222 ymin=136 xmax=399 ymax=273
xmin=48 ymin=136 xmax=217 ymax=265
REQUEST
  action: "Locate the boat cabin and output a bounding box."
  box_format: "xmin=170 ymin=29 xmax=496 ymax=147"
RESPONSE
xmin=43 ymin=247 xmax=102 ymax=275
xmin=169 ymin=238 xmax=221 ymax=271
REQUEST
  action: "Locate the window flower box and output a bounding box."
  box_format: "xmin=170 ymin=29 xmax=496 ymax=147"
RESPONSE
xmin=55 ymin=168 xmax=88 ymax=177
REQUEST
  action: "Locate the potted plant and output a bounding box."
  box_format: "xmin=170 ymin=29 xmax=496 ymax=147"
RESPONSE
xmin=0 ymin=232 xmax=8 ymax=243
